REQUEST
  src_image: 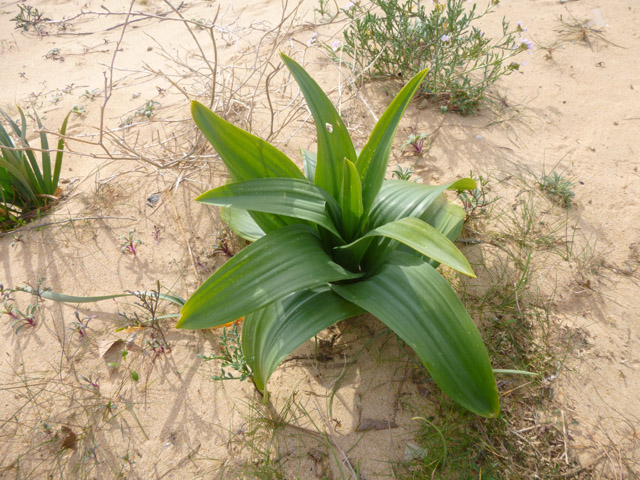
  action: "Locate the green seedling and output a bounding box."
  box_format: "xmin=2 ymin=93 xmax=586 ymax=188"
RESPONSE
xmin=391 ymin=164 xmax=414 ymax=181
xmin=120 ymin=229 xmax=142 ymax=255
xmin=81 ymin=88 xmax=101 ymax=100
xmin=401 ymin=132 xmax=429 ymax=155
xmin=457 ymin=171 xmax=496 ymax=220
xmin=539 ymin=171 xmax=575 ymax=208
xmin=68 ymin=310 xmax=94 ymax=338
xmin=71 ymin=104 xmax=85 ymax=116
xmin=136 ymin=101 xmax=160 ymax=119
xmin=198 ymin=321 xmax=251 ymax=381
xmin=11 ymin=4 xmax=50 ymax=32
xmin=179 ymin=54 xmax=500 ymax=417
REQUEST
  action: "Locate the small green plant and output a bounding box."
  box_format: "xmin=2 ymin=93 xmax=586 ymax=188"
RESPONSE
xmin=341 ymin=0 xmax=530 ymax=114
xmin=120 ymin=229 xmax=142 ymax=255
xmin=391 ymin=164 xmax=414 ymax=181
xmin=198 ymin=321 xmax=252 ymax=381
xmin=456 ymin=171 xmax=495 ymax=220
xmin=136 ymin=101 xmax=160 ymax=119
xmin=81 ymin=88 xmax=101 ymax=100
xmin=1 ymin=284 xmax=39 ymax=332
xmin=539 ymin=171 xmax=575 ymax=208
xmin=178 ymin=54 xmax=499 ymax=417
xmin=0 ymin=108 xmax=70 ymax=230
xmin=71 ymin=104 xmax=85 ymax=116
xmin=11 ymin=4 xmax=50 ymax=32
xmin=401 ymin=131 xmax=430 ymax=155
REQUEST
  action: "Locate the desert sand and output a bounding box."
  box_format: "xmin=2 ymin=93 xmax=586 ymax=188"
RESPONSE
xmin=1 ymin=0 xmax=639 ymax=478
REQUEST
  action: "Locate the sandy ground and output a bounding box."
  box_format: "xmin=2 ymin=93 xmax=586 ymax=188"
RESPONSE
xmin=1 ymin=0 xmax=639 ymax=478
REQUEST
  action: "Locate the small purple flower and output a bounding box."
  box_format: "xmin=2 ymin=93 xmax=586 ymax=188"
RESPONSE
xmin=344 ymin=1 xmax=355 ymax=9
xmin=440 ymin=34 xmax=451 ymax=42
xmin=516 ymin=21 xmax=527 ymax=32
xmin=331 ymin=40 xmax=341 ymax=51
xmin=307 ymin=32 xmax=318 ymax=47
xmin=520 ymin=38 xmax=534 ymax=54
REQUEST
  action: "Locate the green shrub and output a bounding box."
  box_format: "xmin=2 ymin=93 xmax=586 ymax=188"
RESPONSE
xmin=0 ymin=109 xmax=70 ymax=229
xmin=179 ymin=54 xmax=499 ymax=417
xmin=341 ymin=0 xmax=531 ymax=114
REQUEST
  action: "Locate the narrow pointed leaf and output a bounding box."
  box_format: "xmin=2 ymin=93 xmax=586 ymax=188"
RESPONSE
xmin=197 ymin=178 xmax=342 ymax=238
xmin=17 ymin=286 xmax=185 ymax=306
xmin=340 ymin=158 xmax=363 ymax=241
xmin=337 ymin=216 xmax=474 ymax=277
xmin=34 ymin=111 xmax=51 ymax=193
xmin=52 ymin=112 xmax=70 ymax=190
xmin=281 ymin=54 xmax=356 ymax=202
xmin=357 ymin=69 xmax=428 ymax=215
xmin=242 ymin=288 xmax=364 ymax=392
xmin=178 ymin=225 xmax=361 ymax=330
xmin=331 ymin=252 xmax=499 ymax=417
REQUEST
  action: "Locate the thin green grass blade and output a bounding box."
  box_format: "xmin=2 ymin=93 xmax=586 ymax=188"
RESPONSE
xmin=281 ymin=54 xmax=356 ymax=202
xmin=178 ymin=225 xmax=361 ymax=330
xmin=332 ymin=252 xmax=499 ymax=417
xmin=243 ymin=288 xmax=363 ymax=393
xmin=356 ymin=69 xmax=428 ymax=215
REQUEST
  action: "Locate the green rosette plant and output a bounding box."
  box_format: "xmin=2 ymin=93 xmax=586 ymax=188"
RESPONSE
xmin=178 ymin=54 xmax=500 ymax=417
xmin=1 ymin=108 xmax=70 ymax=228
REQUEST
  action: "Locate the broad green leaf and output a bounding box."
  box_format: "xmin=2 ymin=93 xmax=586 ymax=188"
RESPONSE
xmin=243 ymin=288 xmax=364 ymax=393
xmin=332 ymin=252 xmax=499 ymax=417
xmin=178 ymin=225 xmax=361 ymax=330
xmin=281 ymin=54 xmax=356 ymax=202
xmin=220 ymin=206 xmax=265 ymax=242
xmin=197 ymin=178 xmax=342 ymax=238
xmin=356 ymin=69 xmax=428 ymax=215
xmin=191 ymin=100 xmax=305 ymax=233
xmin=336 ymin=216 xmax=474 ymax=277
xmin=301 ymin=149 xmax=317 ymax=182
xmin=340 ymin=158 xmax=363 ymax=241
xmin=363 ymin=179 xmax=475 ymax=268
xmin=369 ymin=178 xmax=475 ymax=228
xmin=191 ymin=101 xmax=304 ymax=182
